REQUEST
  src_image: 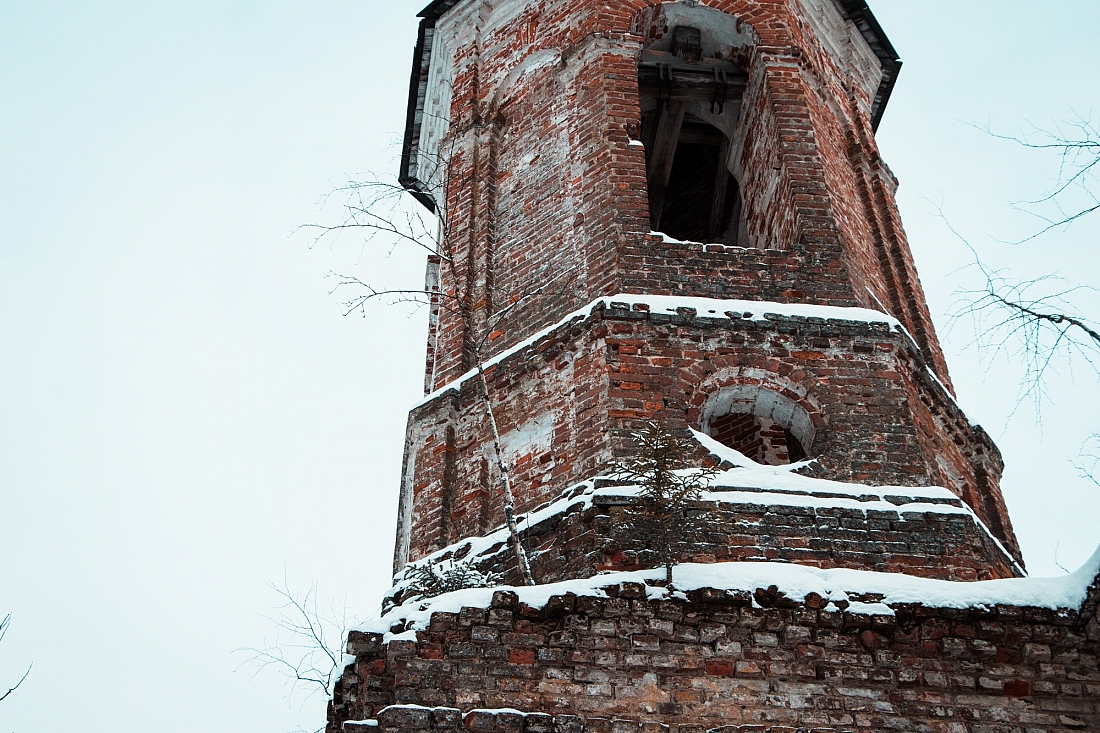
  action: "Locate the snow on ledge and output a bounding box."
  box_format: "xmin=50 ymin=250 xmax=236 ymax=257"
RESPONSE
xmin=364 ymin=546 xmax=1100 ymax=642
xmin=387 ymin=427 xmax=1026 ymax=605
xmin=692 ymin=430 xmax=954 ymax=500
xmin=651 ymin=230 xmax=750 ymax=253
xmin=372 ymin=706 xmax=541 ymax=721
xmin=414 ymin=293 xmax=898 ymax=408
xmin=388 ymin=456 xmax=986 ymax=602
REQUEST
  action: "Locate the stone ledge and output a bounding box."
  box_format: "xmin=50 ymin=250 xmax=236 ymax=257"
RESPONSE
xmin=384 ymin=476 xmax=1020 ymax=609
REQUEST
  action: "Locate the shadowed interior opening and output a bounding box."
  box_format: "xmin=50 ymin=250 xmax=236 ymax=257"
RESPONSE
xmin=703 ymin=385 xmax=814 ymax=466
xmin=638 ymin=24 xmax=749 ymax=245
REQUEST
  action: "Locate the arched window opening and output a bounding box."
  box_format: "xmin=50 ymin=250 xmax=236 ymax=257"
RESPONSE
xmin=703 ymin=385 xmax=815 ymax=466
xmin=707 ymin=412 xmax=808 ymax=465
xmin=638 ymin=24 xmax=749 ymax=245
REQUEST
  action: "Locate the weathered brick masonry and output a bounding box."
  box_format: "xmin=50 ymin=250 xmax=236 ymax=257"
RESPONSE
xmin=415 ymin=0 xmax=948 ymax=387
xmin=397 ymin=300 xmax=1017 ymax=572
xmin=394 ymin=0 xmax=1017 ymax=570
xmin=330 ymin=0 xmax=1100 ymax=731
xmin=383 ymin=487 xmax=1020 ymax=612
xmin=332 ymin=579 xmax=1100 ymax=732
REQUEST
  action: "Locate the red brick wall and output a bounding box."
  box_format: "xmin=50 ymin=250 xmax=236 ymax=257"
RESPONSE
xmin=423 ymin=0 xmax=956 ymax=389
xmin=396 ymin=0 xmax=1020 ymax=610
xmin=330 ymin=579 xmax=1100 ymax=732
xmin=385 ymin=491 xmax=1021 ymax=609
xmin=618 ymin=234 xmax=859 ymax=306
xmin=397 ymin=303 xmax=1018 ymax=571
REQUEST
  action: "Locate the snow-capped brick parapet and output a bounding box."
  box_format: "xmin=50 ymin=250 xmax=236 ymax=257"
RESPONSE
xmin=330 ymin=551 xmax=1100 ymax=733
xmin=360 ymin=706 xmax=575 ymax=733
xmin=386 ymin=482 xmax=1019 ymax=607
xmin=398 ymin=294 xmax=1017 ymax=573
xmin=346 ymin=705 xmax=870 ymax=733
xmin=416 ymin=294 xmax=901 ymax=411
xmin=389 ymin=460 xmax=1022 ymax=608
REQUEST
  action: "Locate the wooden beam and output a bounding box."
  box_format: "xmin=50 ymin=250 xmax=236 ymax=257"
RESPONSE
xmin=708 ymin=135 xmax=732 ymax=240
xmin=646 ymin=99 xmax=686 ymax=231
xmin=677 ymin=125 xmax=725 ymax=146
xmin=640 ymin=111 xmax=658 ymax=152
xmin=638 ymin=77 xmax=748 ymax=104
xmin=720 ymin=177 xmax=744 ymax=247
xmin=639 ymin=50 xmax=747 ymax=79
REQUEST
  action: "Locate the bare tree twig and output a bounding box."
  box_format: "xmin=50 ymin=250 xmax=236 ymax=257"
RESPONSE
xmin=933 ymin=201 xmax=1100 ymax=420
xmin=236 ymin=574 xmax=351 ymax=708
xmin=0 ymin=614 xmax=31 ymax=704
xmin=324 ymin=272 xmax=464 ymax=318
xmin=299 ymin=176 xmax=449 ymax=261
xmin=0 ymin=665 xmax=31 ymax=704
xmin=970 ymin=115 xmax=1100 ymax=243
xmin=1074 ymin=434 xmax=1100 ymax=489
xmin=1053 ymin=541 xmax=1072 ymax=575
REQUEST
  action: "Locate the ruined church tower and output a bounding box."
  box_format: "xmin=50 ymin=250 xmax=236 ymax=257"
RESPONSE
xmin=327 ymin=2 xmax=1100 ymax=731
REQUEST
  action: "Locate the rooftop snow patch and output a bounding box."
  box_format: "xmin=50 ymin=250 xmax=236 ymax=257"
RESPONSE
xmin=366 ymin=545 xmax=1100 ymax=642
xmin=414 ymin=293 xmax=899 ymax=408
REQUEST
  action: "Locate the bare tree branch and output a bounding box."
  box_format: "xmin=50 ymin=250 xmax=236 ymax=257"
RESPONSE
xmin=935 ymin=202 xmax=1100 ymax=418
xmin=0 ymin=614 xmax=31 ymax=704
xmin=944 ymin=113 xmax=1100 ymax=498
xmin=1075 ymin=434 xmax=1100 ymax=489
xmin=237 ymin=574 xmax=351 ymax=709
xmin=0 ymin=666 xmax=31 ymax=704
xmin=971 ymin=114 xmax=1100 ymax=243
xmin=324 ymin=272 xmax=465 ymax=318
xmin=299 ymin=176 xmax=447 ymax=261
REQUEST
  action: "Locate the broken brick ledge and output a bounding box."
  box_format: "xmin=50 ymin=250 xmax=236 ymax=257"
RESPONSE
xmin=345 ymin=705 xmax=880 ymax=733
xmin=331 ymin=565 xmax=1100 ymax=732
xmin=370 ymin=545 xmax=1100 ymax=644
xmin=383 ymin=469 xmax=1023 ymax=612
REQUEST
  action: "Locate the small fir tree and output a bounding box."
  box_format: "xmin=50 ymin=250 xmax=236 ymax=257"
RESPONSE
xmin=612 ymin=422 xmax=719 ymax=587
xmin=401 ymin=558 xmax=503 ymax=601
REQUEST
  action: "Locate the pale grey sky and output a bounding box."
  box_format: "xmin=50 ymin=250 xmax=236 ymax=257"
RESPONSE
xmin=1 ymin=2 xmax=1097 ymax=732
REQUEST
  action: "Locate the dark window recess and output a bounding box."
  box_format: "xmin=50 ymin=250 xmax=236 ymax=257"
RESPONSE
xmin=656 ymin=123 xmax=744 ymax=244
xmin=638 ymin=25 xmax=749 ymax=245
xmin=784 ymin=428 xmax=807 ymax=463
xmin=708 ymin=412 xmax=807 ymax=466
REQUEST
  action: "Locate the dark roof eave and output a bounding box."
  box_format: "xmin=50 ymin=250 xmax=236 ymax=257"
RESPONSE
xmin=834 ymin=0 xmax=902 ymax=131
xmin=399 ymin=17 xmax=439 ymax=212
xmin=399 ymin=1 xmax=465 ymax=210
xmin=418 ymin=0 xmax=462 ymax=20
xmin=418 ymin=0 xmax=900 ymax=130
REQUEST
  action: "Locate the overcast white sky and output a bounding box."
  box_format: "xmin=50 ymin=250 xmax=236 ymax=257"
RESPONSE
xmin=1 ymin=2 xmax=1098 ymax=732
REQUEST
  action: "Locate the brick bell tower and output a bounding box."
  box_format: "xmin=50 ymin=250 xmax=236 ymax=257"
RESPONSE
xmin=391 ymin=0 xmax=1022 ymax=579
xmin=325 ymin=3 xmax=1100 ymax=731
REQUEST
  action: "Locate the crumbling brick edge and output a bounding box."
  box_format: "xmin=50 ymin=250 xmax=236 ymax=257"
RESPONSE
xmin=332 ymin=576 xmax=1100 ymax=732
xmin=347 ymin=704 xmax=858 ymax=733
